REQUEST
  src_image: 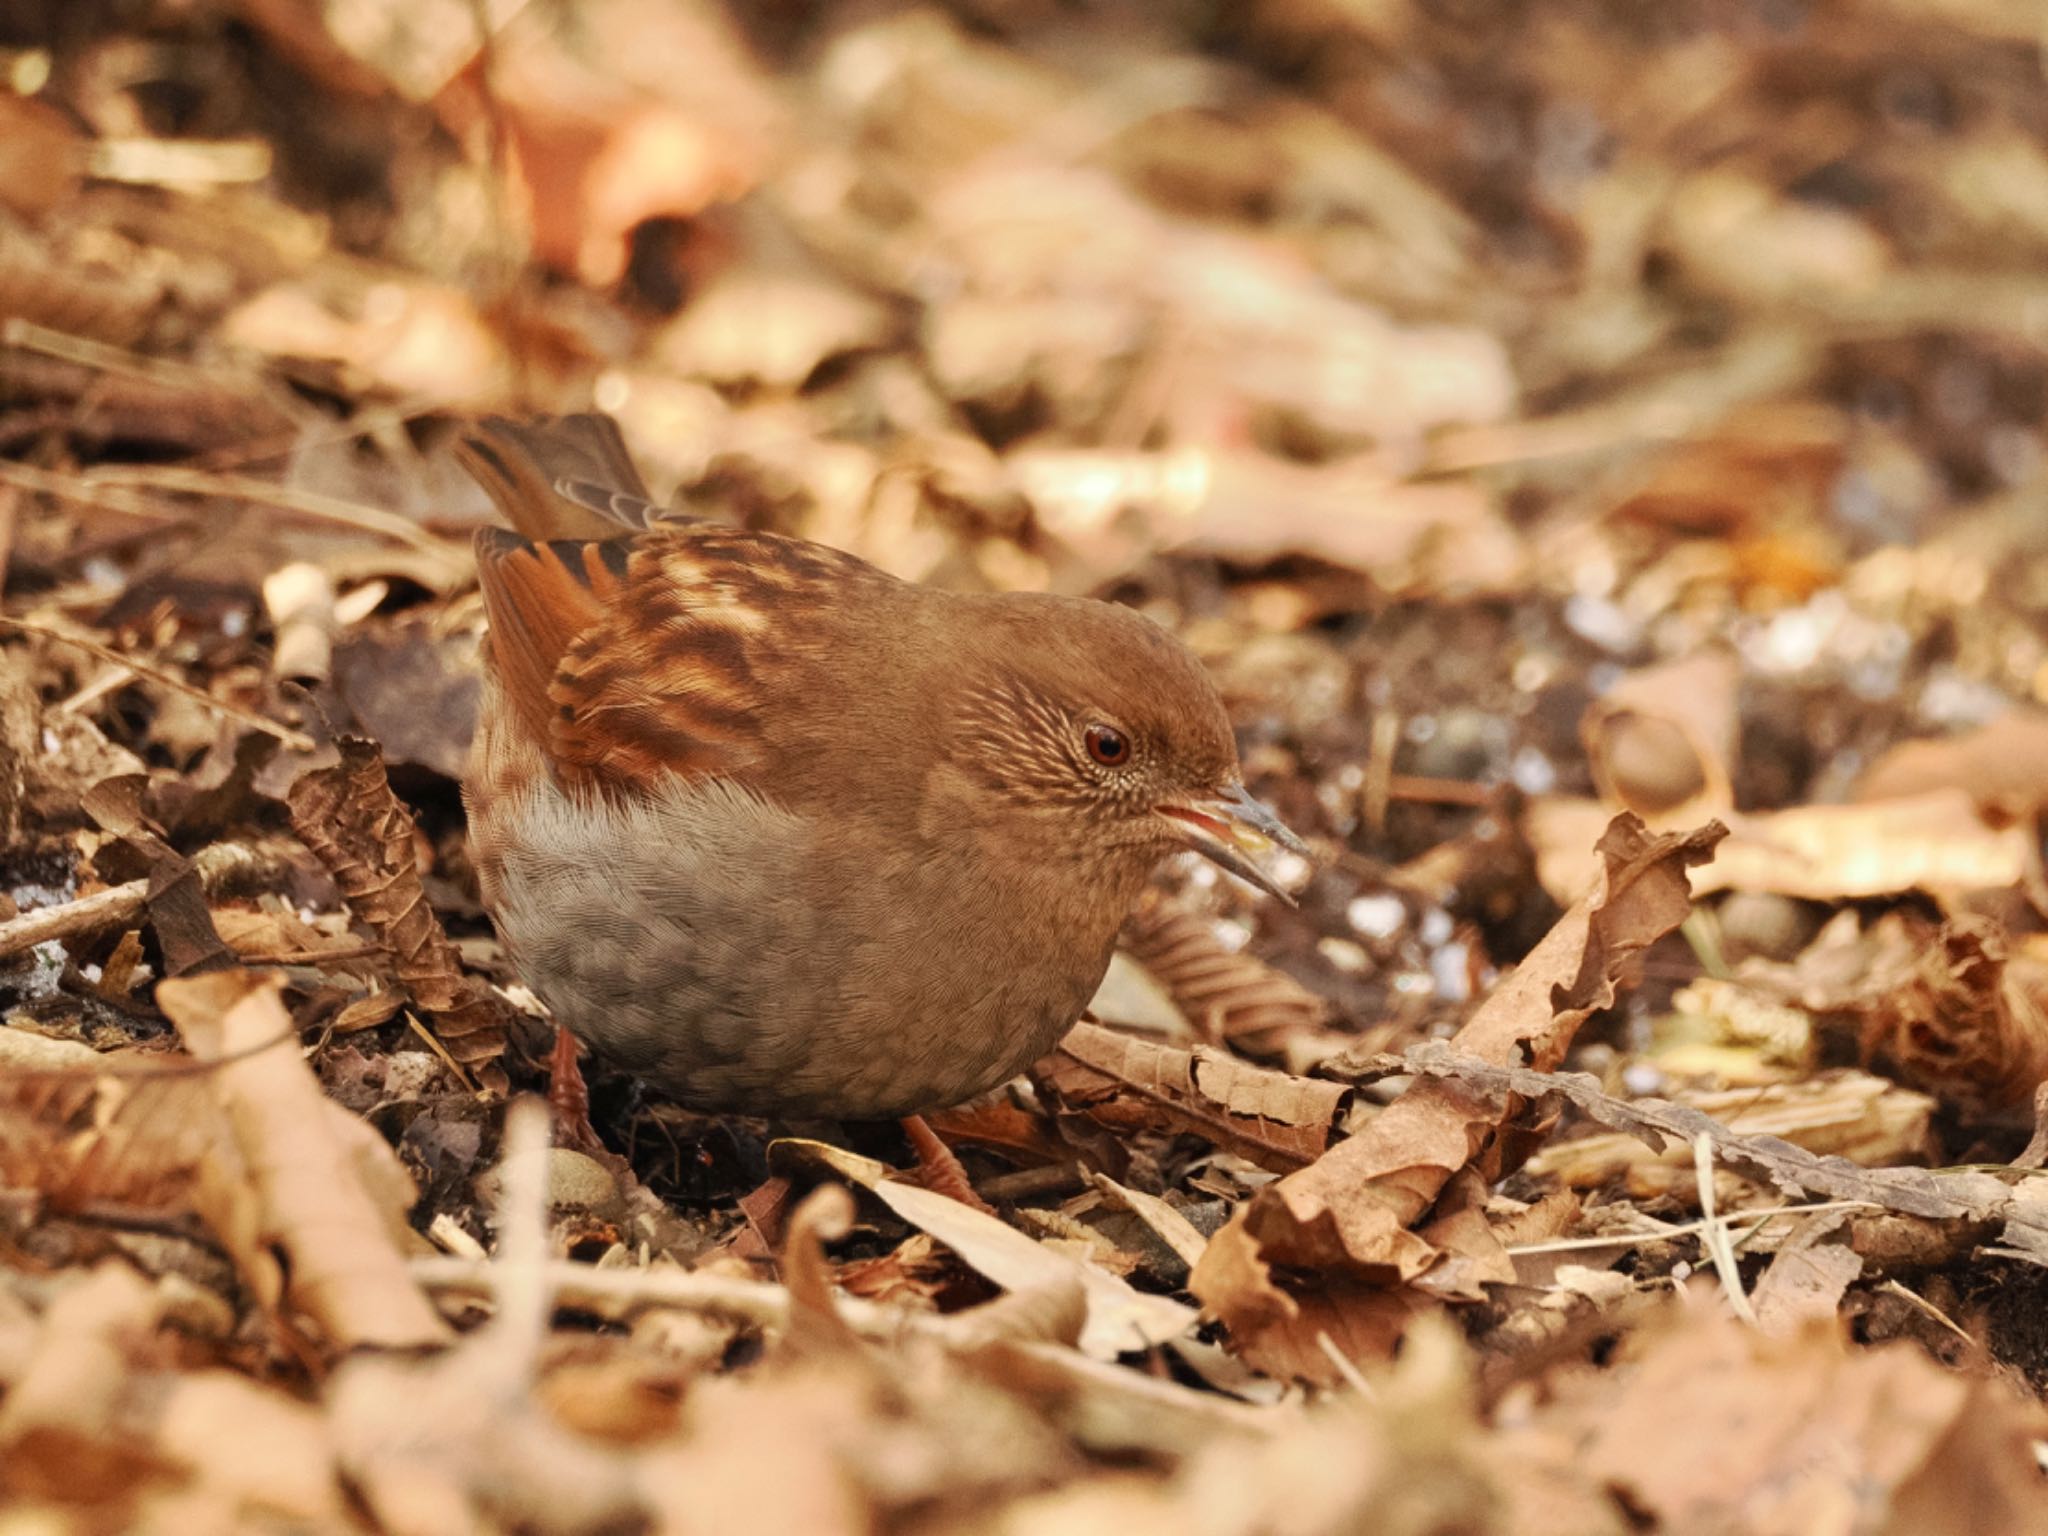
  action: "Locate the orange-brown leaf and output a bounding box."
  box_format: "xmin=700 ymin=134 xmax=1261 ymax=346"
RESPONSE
xmin=1035 ymin=1020 xmax=1349 ymax=1172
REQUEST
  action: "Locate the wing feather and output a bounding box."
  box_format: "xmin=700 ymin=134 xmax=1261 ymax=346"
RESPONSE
xmin=458 ymin=414 xmax=658 ymax=542
xmin=465 ymin=415 xmax=895 ymax=799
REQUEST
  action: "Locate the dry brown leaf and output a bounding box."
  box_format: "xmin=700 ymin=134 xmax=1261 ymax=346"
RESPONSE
xmin=1191 ymin=815 xmax=1721 ymax=1372
xmin=8 ymin=1337 xmax=352 ymax=1526
xmin=1086 ymin=1173 xmax=1209 ymax=1272
xmin=219 ymin=279 xmax=511 ymax=403
xmin=262 ymin=561 xmax=337 ymax=686
xmin=1750 ymin=1244 xmax=1863 ymax=1338
xmin=1609 ymin=399 xmax=1845 ymax=538
xmin=81 ymin=774 xmax=238 ymax=979
xmin=1527 ymin=790 xmax=2031 ymax=905
xmin=1535 ymin=1301 xmax=2048 ymax=1536
xmin=1013 ymin=448 xmax=1526 ymax=596
xmin=0 ymin=1034 xmax=224 ymax=1213
xmin=1662 ymin=170 xmax=1892 ymax=308
xmin=431 ymin=0 xmax=771 ymax=288
xmin=1035 ymin=1020 xmax=1350 ymax=1172
xmin=287 ymin=735 xmax=507 ymax=1070
xmin=923 ymin=1097 xmax=1071 ymax=1167
xmin=1855 ymin=708 xmax=2048 ymax=820
xmin=0 ymin=1265 xmax=343 ymax=1528
xmin=774 ymin=1137 xmax=1195 ymax=1360
xmin=651 ymin=271 xmax=892 ymax=391
xmin=0 ymin=96 xmax=85 ymax=220
xmin=158 ymin=970 xmax=448 ymax=1350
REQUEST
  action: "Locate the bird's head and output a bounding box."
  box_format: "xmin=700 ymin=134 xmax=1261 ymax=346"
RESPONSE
xmin=940 ymin=595 xmax=1307 ymax=901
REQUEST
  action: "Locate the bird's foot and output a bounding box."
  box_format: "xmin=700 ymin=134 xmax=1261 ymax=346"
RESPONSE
xmin=898 ymin=1114 xmax=996 ymax=1215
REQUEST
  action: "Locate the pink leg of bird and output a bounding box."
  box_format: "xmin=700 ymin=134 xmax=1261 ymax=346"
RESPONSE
xmin=547 ymin=1024 xmax=606 ymax=1156
xmin=899 ymin=1115 xmax=995 ymax=1214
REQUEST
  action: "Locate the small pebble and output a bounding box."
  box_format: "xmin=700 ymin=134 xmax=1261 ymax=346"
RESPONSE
xmin=1347 ymin=894 xmax=1406 ymax=939
xmin=1316 ymin=936 xmax=1371 ymax=974
xmin=1429 ymin=940 xmax=1471 ymax=1002
xmin=544 ymin=1149 xmax=624 ymax=1215
xmin=1716 ymin=891 xmax=1822 ymax=964
xmin=1622 ymin=1062 xmax=1663 ymax=1096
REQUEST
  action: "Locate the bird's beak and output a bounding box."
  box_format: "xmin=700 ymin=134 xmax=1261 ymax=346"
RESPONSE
xmin=1155 ymin=783 xmax=1310 ymax=905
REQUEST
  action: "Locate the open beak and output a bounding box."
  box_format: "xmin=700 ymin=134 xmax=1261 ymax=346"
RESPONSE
xmin=1156 ymin=783 xmax=1310 ymax=904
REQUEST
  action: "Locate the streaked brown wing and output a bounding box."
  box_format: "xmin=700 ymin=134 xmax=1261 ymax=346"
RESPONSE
xmin=474 ymin=526 xmax=859 ymax=794
xmin=472 ymin=528 xmax=629 ymax=744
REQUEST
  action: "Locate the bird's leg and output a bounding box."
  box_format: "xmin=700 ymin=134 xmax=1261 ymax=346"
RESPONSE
xmin=899 ymin=1114 xmax=995 ymax=1214
xmin=547 ymin=1023 xmax=607 ymax=1156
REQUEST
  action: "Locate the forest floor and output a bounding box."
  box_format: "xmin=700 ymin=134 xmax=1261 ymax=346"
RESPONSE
xmin=5 ymin=1 xmax=2048 ymax=1531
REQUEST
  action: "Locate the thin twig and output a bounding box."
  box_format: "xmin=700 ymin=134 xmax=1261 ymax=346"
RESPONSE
xmin=485 ymin=1098 xmax=554 ymax=1387
xmin=70 ymin=465 xmax=454 ymax=555
xmin=0 ymin=844 xmax=256 ymax=961
xmin=0 ymin=614 xmax=315 ymax=750
xmin=1315 ymin=1332 xmax=1376 ymax=1398
xmin=1881 ymin=1280 xmax=1975 ymax=1347
xmin=2 ymin=318 xmax=257 ymax=396
xmin=1505 ymin=1200 xmax=1878 ymax=1257
xmin=409 ymin=1252 xmax=1287 ymax=1437
xmin=404 ymin=1008 xmax=481 ymax=1095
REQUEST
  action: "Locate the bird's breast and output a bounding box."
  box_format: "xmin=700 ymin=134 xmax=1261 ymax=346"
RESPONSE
xmin=475 ymin=771 xmax=1125 ymax=1118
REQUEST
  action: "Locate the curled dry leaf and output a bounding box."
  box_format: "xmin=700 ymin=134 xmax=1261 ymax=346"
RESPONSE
xmin=1118 ymin=897 xmax=1332 ymax=1058
xmin=1190 ymin=816 xmax=1722 ymax=1375
xmin=775 ymin=1136 xmax=1195 ymax=1360
xmin=1580 ymin=648 xmax=1738 ymax=819
xmin=779 ymin=1184 xmax=864 ymax=1360
xmin=261 ymin=561 xmax=337 ymax=685
xmin=1034 ymin=1019 xmax=1350 ymax=1173
xmin=157 ymin=969 xmax=448 ymax=1350
xmin=0 ymin=1030 xmax=222 ymax=1213
xmin=1854 ymin=916 xmax=2048 ymax=1113
xmin=286 ymin=735 xmax=508 ymax=1069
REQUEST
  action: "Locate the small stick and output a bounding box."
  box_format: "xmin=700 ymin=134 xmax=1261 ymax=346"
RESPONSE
xmin=408 ymin=1253 xmax=1285 ymax=1437
xmin=1385 ymin=774 xmax=1496 ymax=808
xmin=0 ymin=614 xmax=315 ymax=750
xmin=0 ymin=844 xmax=254 ymax=961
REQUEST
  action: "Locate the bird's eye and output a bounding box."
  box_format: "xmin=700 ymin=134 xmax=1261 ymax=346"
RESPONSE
xmin=1084 ymin=724 xmax=1131 ymax=767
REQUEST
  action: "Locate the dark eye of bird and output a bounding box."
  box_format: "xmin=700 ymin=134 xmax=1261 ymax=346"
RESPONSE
xmin=1084 ymin=724 xmax=1131 ymax=767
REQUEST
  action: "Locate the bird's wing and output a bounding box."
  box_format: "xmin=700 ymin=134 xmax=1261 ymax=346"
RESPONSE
xmin=473 ymin=524 xmax=889 ymax=795
xmin=457 ymin=413 xmax=666 ymax=542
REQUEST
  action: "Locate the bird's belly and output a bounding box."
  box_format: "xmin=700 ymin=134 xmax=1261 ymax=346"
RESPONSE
xmin=480 ymin=776 xmax=1102 ymax=1118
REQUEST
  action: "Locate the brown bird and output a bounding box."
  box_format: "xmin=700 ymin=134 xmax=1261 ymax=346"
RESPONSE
xmin=459 ymin=415 xmax=1304 ymax=1161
